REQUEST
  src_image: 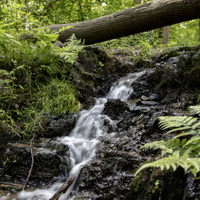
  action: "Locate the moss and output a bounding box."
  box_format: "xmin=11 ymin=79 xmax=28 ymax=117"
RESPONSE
xmin=158 ymin=49 xmax=181 ymax=61
xmin=130 ymin=173 xmax=143 ymax=193
xmin=130 ymin=168 xmax=162 ymax=200
xmin=130 ymin=167 xmax=187 ymax=200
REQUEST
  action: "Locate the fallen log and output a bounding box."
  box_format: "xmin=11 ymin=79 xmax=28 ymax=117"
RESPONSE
xmin=22 ymin=0 xmax=200 ymax=44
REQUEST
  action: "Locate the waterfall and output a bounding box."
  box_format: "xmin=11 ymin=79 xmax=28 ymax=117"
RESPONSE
xmin=17 ymin=71 xmax=146 ymax=200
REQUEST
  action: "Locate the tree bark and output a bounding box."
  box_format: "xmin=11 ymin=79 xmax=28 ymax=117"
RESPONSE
xmin=24 ymin=0 xmax=200 ymax=44
xmin=134 ymin=0 xmax=141 ymax=4
xmin=163 ymin=26 xmax=170 ymax=44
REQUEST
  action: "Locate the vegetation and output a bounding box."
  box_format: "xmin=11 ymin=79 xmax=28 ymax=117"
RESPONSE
xmin=1 ymin=1 xmax=200 ymax=199
xmin=0 ymin=26 xmax=82 ymax=137
xmin=135 ymin=105 xmax=200 ymax=178
xmin=0 ymin=1 xmax=199 ymax=138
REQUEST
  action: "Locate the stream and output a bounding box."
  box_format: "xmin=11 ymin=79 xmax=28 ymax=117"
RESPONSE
xmin=14 ymin=71 xmax=146 ymax=200
xmin=1 ymin=45 xmax=200 ymax=200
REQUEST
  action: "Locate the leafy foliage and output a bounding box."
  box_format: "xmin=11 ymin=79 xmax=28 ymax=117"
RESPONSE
xmin=135 ymin=105 xmax=200 ymax=177
xmin=34 ymin=79 xmax=80 ymax=115
xmin=0 ymin=25 xmax=82 ymax=137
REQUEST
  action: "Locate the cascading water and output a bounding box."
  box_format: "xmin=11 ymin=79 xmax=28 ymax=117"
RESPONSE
xmin=16 ymin=71 xmax=146 ymax=200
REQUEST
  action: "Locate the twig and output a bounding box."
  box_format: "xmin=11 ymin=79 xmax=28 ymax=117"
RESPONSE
xmin=0 ymin=182 xmax=23 ymax=190
xmin=22 ymin=134 xmax=35 ymax=190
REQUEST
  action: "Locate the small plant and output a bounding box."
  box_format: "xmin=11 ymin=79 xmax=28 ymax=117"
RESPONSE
xmin=135 ymin=105 xmax=200 ymax=177
xmin=56 ymin=33 xmax=83 ymax=64
xmin=34 ymin=79 xmax=80 ymax=116
xmin=138 ymin=40 xmax=153 ymax=61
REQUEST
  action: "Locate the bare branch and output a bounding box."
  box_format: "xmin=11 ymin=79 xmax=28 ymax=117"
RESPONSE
xmin=22 ymin=134 xmax=35 ymax=191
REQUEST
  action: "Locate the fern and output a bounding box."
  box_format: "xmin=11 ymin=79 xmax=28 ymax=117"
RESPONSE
xmin=189 ymin=105 xmax=200 ymax=114
xmin=135 ymin=106 xmax=200 ymax=177
xmin=135 ymin=151 xmax=200 ymax=176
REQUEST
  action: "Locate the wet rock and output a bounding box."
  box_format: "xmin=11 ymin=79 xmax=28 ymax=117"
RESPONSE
xmin=140 ymin=100 xmax=159 ymax=106
xmin=146 ymin=111 xmax=168 ymax=128
xmin=192 ymin=50 xmax=200 ymax=67
xmin=103 ymin=99 xmax=136 ymax=131
xmin=130 ymin=105 xmax=151 ymax=113
xmin=71 ymin=46 xmax=200 ymax=199
xmin=176 ymin=51 xmax=193 ymax=71
xmin=131 ymin=114 xmax=145 ymax=125
xmin=130 ymin=168 xmax=187 ymax=200
xmin=71 ymin=46 xmax=134 ymax=107
xmin=0 ymin=141 xmax=70 ymax=186
xmin=103 ymin=99 xmax=130 ymax=120
xmin=146 ymin=62 xmax=180 ymax=97
xmin=141 ymin=95 xmax=149 ymax=101
xmin=167 ymin=56 xmax=180 ymax=65
xmin=186 ymin=65 xmax=200 ymax=90
xmin=77 ymin=159 xmax=135 ymax=200
xmin=74 ymin=131 xmax=144 ymax=200
xmin=37 ymin=114 xmax=77 ymax=138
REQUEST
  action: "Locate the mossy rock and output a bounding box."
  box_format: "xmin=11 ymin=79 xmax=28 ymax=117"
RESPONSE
xmin=130 ymin=169 xmax=162 ymax=200
xmin=130 ymin=168 xmax=187 ymax=200
xmin=159 ymin=49 xmax=181 ymax=61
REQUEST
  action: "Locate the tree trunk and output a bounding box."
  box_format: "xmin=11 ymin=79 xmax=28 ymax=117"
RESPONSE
xmin=134 ymin=0 xmax=141 ymax=4
xmin=163 ymin=26 xmax=170 ymax=44
xmin=24 ymin=0 xmax=200 ymax=44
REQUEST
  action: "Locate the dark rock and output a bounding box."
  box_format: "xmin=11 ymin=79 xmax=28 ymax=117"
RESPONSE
xmin=140 ymin=100 xmax=159 ymax=106
xmin=130 ymin=106 xmax=151 ymax=113
xmin=103 ymin=99 xmax=130 ymax=120
xmin=1 ymin=141 xmax=70 ymax=186
xmin=186 ymin=65 xmax=200 ymax=90
xmin=192 ymin=50 xmax=200 ymax=67
xmin=71 ymin=46 xmax=134 ymax=107
xmin=146 ymin=110 xmax=170 ymax=129
xmin=38 ymin=114 xmax=77 ymax=138
xmin=130 ymin=168 xmax=187 ymax=200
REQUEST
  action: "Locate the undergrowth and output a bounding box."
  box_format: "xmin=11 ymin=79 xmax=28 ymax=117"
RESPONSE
xmin=0 ymin=27 xmax=82 ymax=138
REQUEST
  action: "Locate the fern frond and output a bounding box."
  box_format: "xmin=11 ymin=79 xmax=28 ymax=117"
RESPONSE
xmin=165 ymin=138 xmax=186 ymax=151
xmin=190 ymin=121 xmax=200 ymax=129
xmin=184 ymin=135 xmax=200 ymax=147
xmin=172 ymin=130 xmax=195 ymax=139
xmin=135 ymin=152 xmax=200 ymax=176
xmin=189 ymin=105 xmax=200 ymax=114
xmin=141 ymin=140 xmax=168 ymax=150
xmin=158 ymin=116 xmax=196 ymax=130
xmin=141 ymin=139 xmax=188 ymax=156
xmin=158 ymin=116 xmax=198 ymax=133
xmin=135 ymin=106 xmax=200 ymax=178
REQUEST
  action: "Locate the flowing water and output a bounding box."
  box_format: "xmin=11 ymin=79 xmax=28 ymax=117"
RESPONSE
xmin=3 ymin=71 xmax=146 ymax=200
